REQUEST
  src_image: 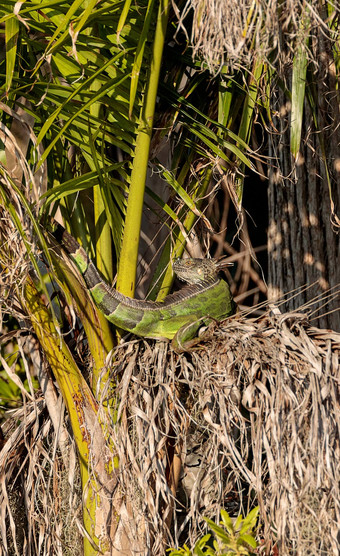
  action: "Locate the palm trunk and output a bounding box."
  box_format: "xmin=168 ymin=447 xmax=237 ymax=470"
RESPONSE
xmin=268 ymin=27 xmax=340 ymax=331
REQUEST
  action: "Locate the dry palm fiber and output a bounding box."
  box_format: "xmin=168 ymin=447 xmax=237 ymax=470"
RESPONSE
xmin=0 ymin=401 xmax=82 ymax=556
xmin=1 ymin=302 xmax=339 ymax=554
xmin=180 ymin=0 xmax=340 ymax=74
xmin=105 ymin=306 xmax=340 ymax=554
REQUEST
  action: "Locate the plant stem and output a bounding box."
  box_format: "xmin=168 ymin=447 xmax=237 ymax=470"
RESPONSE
xmin=117 ymin=0 xmax=170 ymax=296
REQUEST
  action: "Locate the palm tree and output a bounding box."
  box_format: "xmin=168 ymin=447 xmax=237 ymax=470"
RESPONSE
xmin=0 ymin=0 xmax=339 ymax=554
xmin=1 ymin=1 xmax=254 ymax=552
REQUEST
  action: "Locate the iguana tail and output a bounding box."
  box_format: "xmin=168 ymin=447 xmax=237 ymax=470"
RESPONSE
xmin=52 ymin=222 xmax=128 ymax=315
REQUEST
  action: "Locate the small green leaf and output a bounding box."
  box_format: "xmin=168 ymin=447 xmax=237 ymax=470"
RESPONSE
xmin=53 ymin=51 xmax=81 ymax=77
xmin=167 ymin=544 xmax=192 ymax=556
xmin=204 ymin=520 xmax=231 ymax=545
xmin=195 ymin=534 xmax=211 ymax=548
xmin=5 ymin=15 xmax=19 ymax=92
xmin=220 ymin=509 xmax=234 ymax=534
xmin=117 ymin=0 xmax=133 ymax=39
xmin=290 ymin=20 xmax=310 ymax=160
xmin=239 ymin=533 xmax=257 ymax=549
xmin=239 ymin=507 xmax=259 ymax=533
xmin=234 ymin=514 xmax=243 ymax=530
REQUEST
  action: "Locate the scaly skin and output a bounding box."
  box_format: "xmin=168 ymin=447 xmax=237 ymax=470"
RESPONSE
xmin=52 ymin=224 xmax=236 ymax=349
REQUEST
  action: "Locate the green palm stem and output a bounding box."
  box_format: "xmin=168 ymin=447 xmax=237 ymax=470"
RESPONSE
xmin=52 ymin=253 xmax=115 ymax=398
xmin=116 ymin=0 xmax=170 ymax=297
xmin=23 ymin=276 xmax=115 ymax=554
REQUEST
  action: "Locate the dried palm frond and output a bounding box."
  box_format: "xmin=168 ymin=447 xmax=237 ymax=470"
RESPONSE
xmin=104 ymin=299 xmax=339 ymax=554
xmin=180 ymin=0 xmax=340 ymax=74
xmin=0 ymin=400 xmax=82 ymax=556
xmin=1 ymin=296 xmax=339 ymax=554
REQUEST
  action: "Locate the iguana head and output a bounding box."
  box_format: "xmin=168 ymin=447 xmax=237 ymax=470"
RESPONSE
xmin=173 ymin=258 xmax=220 ymax=284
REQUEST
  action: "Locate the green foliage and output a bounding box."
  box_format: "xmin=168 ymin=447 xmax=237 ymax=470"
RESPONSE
xmin=290 ymin=15 xmax=310 ymax=160
xmin=0 ymin=0 xmax=254 ymax=292
xmin=0 ymin=317 xmax=39 ymax=416
xmin=168 ymin=507 xmax=259 ymax=556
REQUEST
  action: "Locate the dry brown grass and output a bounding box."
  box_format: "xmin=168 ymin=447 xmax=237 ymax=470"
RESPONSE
xmin=101 ymin=300 xmax=339 ymax=554
xmin=0 ymin=185 xmax=339 ymax=554
xmin=0 ymin=401 xmax=82 ymax=555
xmin=1 ymin=296 xmax=339 ymax=554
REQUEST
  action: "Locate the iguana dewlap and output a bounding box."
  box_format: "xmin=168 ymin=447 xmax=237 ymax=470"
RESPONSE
xmin=53 ymin=224 xmax=236 ymax=348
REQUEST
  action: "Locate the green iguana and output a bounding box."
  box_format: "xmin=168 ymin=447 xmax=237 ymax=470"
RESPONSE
xmin=52 ymin=224 xmax=236 ymax=349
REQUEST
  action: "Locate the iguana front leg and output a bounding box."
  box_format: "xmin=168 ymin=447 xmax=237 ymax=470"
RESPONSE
xmin=171 ymin=316 xmax=214 ymax=353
